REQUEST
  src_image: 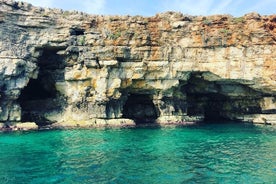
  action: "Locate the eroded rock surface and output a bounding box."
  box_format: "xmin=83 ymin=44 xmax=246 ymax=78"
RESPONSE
xmin=0 ymin=0 xmax=275 ymax=129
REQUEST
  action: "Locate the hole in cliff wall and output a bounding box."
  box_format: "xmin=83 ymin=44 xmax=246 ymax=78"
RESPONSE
xmin=70 ymin=28 xmax=85 ymax=36
xmin=186 ymin=93 xmax=229 ymax=121
xmin=183 ymin=72 xmax=263 ymax=122
xmin=20 ymin=78 xmax=57 ymax=101
xmin=18 ymin=47 xmax=65 ymax=126
xmin=122 ymin=94 xmax=158 ymax=124
xmin=183 ymin=73 xmax=228 ymax=121
xmin=19 ymin=76 xmax=58 ymax=125
xmin=184 ymin=73 xmax=227 ymax=121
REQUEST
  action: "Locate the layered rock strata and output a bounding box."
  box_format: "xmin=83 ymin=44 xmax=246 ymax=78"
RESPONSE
xmin=0 ymin=0 xmax=275 ymax=130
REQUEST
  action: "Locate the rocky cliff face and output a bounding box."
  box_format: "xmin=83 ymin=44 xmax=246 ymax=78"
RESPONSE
xmin=0 ymin=0 xmax=276 ymax=129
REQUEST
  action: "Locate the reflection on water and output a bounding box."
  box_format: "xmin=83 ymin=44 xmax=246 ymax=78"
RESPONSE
xmin=0 ymin=123 xmax=275 ymax=183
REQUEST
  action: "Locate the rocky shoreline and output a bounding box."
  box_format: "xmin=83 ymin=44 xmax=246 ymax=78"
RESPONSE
xmin=0 ymin=119 xmax=200 ymax=132
xmin=1 ymin=117 xmax=274 ymax=132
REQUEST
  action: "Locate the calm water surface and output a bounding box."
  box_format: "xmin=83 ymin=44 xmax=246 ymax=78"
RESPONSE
xmin=0 ymin=122 xmax=275 ymax=184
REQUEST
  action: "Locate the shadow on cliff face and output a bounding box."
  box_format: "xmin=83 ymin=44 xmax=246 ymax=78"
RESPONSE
xmin=118 ymin=72 xmax=268 ymax=124
xmin=18 ymin=47 xmax=66 ymax=126
xmin=182 ymin=72 xmax=264 ymax=122
xmin=122 ymin=94 xmax=159 ymax=124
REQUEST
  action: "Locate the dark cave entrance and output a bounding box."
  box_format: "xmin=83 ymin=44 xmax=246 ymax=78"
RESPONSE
xmin=183 ymin=73 xmax=230 ymax=122
xmin=183 ymin=72 xmax=265 ymax=122
xmin=186 ymin=93 xmax=229 ymax=121
xmin=20 ymin=78 xmax=57 ymax=101
xmin=122 ymin=94 xmax=158 ymax=124
xmin=18 ymin=47 xmax=65 ymax=125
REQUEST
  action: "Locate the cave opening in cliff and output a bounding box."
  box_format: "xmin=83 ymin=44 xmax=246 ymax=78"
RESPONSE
xmin=184 ymin=73 xmax=230 ymax=122
xmin=18 ymin=47 xmax=65 ymax=125
xmin=186 ymin=93 xmax=229 ymax=121
xmin=183 ymin=72 xmax=265 ymax=122
xmin=20 ymin=77 xmax=57 ymax=101
xmin=122 ymin=94 xmax=159 ymax=124
xmin=69 ymin=28 xmax=84 ymax=36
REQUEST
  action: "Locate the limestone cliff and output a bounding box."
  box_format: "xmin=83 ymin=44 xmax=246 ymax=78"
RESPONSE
xmin=0 ymin=0 xmax=276 ymax=130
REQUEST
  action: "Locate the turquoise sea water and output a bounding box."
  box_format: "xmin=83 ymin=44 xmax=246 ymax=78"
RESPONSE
xmin=0 ymin=123 xmax=276 ymax=184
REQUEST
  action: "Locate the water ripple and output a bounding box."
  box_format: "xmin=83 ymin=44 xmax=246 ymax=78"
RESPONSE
xmin=0 ymin=123 xmax=275 ymax=183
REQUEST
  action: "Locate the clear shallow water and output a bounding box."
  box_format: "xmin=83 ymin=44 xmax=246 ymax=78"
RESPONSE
xmin=0 ymin=123 xmax=276 ymax=184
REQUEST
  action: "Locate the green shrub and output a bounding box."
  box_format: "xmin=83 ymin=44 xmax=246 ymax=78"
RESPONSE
xmin=109 ymin=31 xmax=121 ymax=40
xmin=233 ymin=17 xmax=244 ymax=23
xmin=220 ymin=29 xmax=231 ymax=36
xmin=203 ymin=19 xmax=212 ymax=26
xmin=78 ymin=36 xmax=86 ymax=45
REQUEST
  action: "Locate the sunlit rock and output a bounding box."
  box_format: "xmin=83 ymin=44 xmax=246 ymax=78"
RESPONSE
xmin=0 ymin=1 xmax=275 ymax=129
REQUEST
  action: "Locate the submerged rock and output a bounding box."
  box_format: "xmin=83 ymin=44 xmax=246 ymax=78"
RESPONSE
xmin=14 ymin=122 xmax=38 ymax=131
xmin=0 ymin=122 xmax=38 ymax=131
xmin=0 ymin=1 xmax=275 ymax=129
xmin=52 ymin=118 xmax=136 ymax=128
